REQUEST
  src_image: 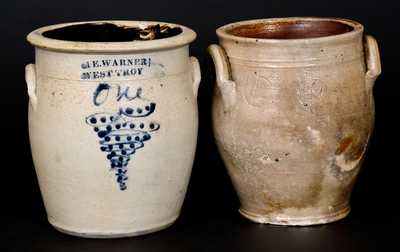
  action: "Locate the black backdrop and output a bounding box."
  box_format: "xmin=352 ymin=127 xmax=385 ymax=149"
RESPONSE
xmin=1 ymin=0 xmax=399 ymax=251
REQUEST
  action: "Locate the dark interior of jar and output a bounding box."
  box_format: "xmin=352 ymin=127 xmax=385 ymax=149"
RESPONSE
xmin=42 ymin=23 xmax=183 ymax=42
xmin=227 ymin=20 xmax=354 ymax=39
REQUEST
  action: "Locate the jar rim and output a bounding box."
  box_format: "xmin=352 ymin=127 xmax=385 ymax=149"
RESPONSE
xmin=216 ymin=17 xmax=364 ymax=44
xmin=27 ymin=20 xmax=196 ymax=53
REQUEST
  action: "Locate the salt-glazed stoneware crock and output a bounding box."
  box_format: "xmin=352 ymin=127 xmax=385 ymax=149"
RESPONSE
xmin=26 ymin=20 xmax=201 ymax=238
xmin=209 ymin=17 xmax=381 ymax=226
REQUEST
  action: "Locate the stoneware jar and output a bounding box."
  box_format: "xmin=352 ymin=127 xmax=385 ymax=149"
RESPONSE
xmin=209 ymin=17 xmax=381 ymax=226
xmin=26 ymin=20 xmax=201 ymax=237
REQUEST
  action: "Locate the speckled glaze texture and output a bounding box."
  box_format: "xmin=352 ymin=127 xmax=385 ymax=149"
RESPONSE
xmin=209 ymin=17 xmax=381 ymax=226
xmin=26 ymin=20 xmax=201 ymax=237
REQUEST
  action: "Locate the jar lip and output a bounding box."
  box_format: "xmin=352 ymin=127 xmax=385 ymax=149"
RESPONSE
xmin=216 ymin=17 xmax=364 ymax=44
xmin=27 ymin=20 xmax=196 ymax=53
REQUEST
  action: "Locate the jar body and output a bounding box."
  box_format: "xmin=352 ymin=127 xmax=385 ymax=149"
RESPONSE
xmin=211 ymin=22 xmax=379 ymax=225
xmin=28 ymin=46 xmax=199 ymax=237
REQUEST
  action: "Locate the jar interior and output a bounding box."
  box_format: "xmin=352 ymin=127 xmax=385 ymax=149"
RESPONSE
xmin=42 ymin=23 xmax=183 ymax=42
xmin=226 ymin=20 xmax=354 ymax=39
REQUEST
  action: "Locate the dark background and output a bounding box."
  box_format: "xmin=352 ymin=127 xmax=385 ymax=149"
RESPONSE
xmin=1 ymin=0 xmax=399 ymax=251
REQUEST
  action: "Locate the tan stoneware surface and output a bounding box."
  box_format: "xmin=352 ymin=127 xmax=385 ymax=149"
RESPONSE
xmin=209 ymin=17 xmax=381 ymax=226
xmin=26 ymin=20 xmax=201 ymax=238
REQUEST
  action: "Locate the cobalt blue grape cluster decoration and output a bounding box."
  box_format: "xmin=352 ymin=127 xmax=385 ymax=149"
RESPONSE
xmin=86 ymin=93 xmax=160 ymax=191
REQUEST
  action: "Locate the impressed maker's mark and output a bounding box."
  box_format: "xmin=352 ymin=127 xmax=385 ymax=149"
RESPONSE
xmin=80 ymin=57 xmax=152 ymax=80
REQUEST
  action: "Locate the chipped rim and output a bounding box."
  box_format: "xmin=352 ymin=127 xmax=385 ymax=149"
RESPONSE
xmin=216 ymin=17 xmax=364 ymax=44
xmin=27 ymin=20 xmax=197 ymax=53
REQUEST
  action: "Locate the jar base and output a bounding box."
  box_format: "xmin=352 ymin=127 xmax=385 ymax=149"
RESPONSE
xmin=239 ymin=206 xmax=350 ymax=226
xmin=48 ymin=216 xmax=178 ymax=238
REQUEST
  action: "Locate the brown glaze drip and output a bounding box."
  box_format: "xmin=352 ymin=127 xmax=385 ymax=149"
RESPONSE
xmin=227 ymin=20 xmax=354 ymax=39
xmin=42 ymin=23 xmax=182 ymax=42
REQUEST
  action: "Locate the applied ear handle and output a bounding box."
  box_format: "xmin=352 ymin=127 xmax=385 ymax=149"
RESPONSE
xmin=364 ymin=35 xmax=382 ymax=94
xmin=25 ymin=63 xmax=38 ymax=110
xmin=190 ymin=56 xmax=201 ymax=98
xmin=208 ymin=44 xmax=236 ymax=112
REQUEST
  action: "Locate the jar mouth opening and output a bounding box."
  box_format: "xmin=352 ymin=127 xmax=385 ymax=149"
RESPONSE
xmin=42 ymin=22 xmax=183 ymax=42
xmin=227 ymin=20 xmax=354 ymax=39
xmin=218 ymin=17 xmax=363 ymax=43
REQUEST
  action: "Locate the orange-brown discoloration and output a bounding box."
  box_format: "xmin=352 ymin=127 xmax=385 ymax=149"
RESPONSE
xmin=336 ymin=136 xmax=353 ymax=155
xmin=336 ymin=131 xmax=369 ymax=162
